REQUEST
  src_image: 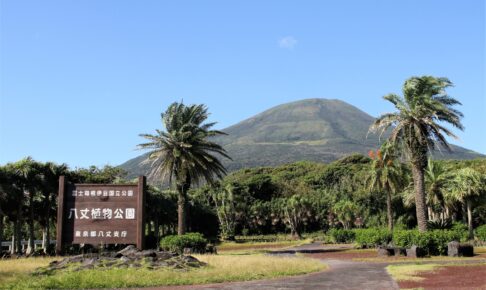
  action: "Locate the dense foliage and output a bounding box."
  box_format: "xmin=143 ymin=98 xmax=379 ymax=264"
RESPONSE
xmin=1 ymin=155 xmax=485 ymax=255
xmin=159 ymin=232 xmax=208 ymax=254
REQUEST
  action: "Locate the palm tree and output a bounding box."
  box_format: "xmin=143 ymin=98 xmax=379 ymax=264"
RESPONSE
xmin=39 ymin=162 xmax=68 ymax=253
xmin=13 ymin=157 xmax=42 ymax=255
xmin=369 ymin=76 xmax=464 ymax=232
xmin=447 ymin=168 xmax=485 ymax=239
xmin=367 ymin=142 xmax=405 ymax=231
xmin=2 ymin=163 xmax=26 ymax=254
xmin=138 ymin=102 xmax=231 ymax=235
xmin=425 ymin=159 xmax=449 ymax=221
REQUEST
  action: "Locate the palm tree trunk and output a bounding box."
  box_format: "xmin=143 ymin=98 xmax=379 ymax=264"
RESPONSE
xmin=154 ymin=219 xmax=160 ymax=244
xmin=43 ymin=193 xmax=51 ymax=254
xmin=462 ymin=203 xmax=467 ymax=224
xmin=11 ymin=229 xmax=15 ymax=255
xmin=466 ymin=199 xmax=473 ymax=240
xmin=41 ymin=229 xmax=47 ymax=252
xmin=0 ymin=212 xmax=3 ymax=248
xmin=386 ymin=191 xmax=393 ymax=231
xmin=15 ymin=203 xmax=22 ymax=254
xmin=177 ymin=179 xmax=187 ymax=235
xmin=411 ymin=162 xmax=428 ymax=232
xmin=27 ymin=193 xmax=35 ymax=255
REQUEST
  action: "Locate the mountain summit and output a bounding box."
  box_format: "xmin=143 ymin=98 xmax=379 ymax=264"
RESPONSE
xmin=121 ymin=99 xmax=483 ymax=177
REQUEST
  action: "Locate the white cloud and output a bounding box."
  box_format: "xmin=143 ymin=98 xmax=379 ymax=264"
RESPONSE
xmin=278 ymin=36 xmax=297 ymax=49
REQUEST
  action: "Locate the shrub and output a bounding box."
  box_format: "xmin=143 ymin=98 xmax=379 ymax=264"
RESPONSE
xmin=427 ymin=219 xmax=452 ymax=230
xmin=476 ymin=224 xmax=486 ymax=242
xmin=393 ymin=229 xmax=464 ymax=255
xmin=451 ymin=222 xmax=469 ymax=242
xmin=354 ymin=228 xmax=392 ymax=248
xmin=328 ymin=228 xmax=355 ymax=243
xmin=160 ymin=232 xmax=208 ymax=254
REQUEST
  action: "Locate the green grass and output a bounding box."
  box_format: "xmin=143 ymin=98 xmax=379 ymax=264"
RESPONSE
xmin=1 ymin=254 xmax=326 ymax=289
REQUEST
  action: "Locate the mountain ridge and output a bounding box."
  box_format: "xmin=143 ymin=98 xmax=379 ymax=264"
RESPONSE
xmin=120 ymin=98 xmax=484 ymax=179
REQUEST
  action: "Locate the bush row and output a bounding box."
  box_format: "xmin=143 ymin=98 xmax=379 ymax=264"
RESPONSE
xmin=327 ymin=226 xmax=470 ymax=255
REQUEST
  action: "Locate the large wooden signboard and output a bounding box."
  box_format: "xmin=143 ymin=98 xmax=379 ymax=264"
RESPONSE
xmin=56 ymin=176 xmax=146 ymax=255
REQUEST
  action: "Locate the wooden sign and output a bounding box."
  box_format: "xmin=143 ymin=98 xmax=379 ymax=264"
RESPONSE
xmin=56 ymin=176 xmax=146 ymax=255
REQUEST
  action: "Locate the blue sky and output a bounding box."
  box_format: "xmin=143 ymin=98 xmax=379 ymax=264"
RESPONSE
xmin=1 ymin=0 xmax=485 ymax=168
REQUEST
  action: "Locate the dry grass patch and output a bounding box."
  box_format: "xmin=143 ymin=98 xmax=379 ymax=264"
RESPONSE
xmin=1 ymin=254 xmax=326 ymax=289
xmin=0 ymin=257 xmax=57 ymax=285
xmin=387 ymin=264 xmax=440 ymax=282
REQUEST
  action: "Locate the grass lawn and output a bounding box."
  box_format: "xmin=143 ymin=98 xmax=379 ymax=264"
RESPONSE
xmin=0 ymin=254 xmax=326 ymax=289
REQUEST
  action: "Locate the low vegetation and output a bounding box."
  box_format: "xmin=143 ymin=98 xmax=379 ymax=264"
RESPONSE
xmin=160 ymin=232 xmax=208 ymax=254
xmin=387 ymin=263 xmax=441 ymax=282
xmin=0 ymin=255 xmax=326 ymax=289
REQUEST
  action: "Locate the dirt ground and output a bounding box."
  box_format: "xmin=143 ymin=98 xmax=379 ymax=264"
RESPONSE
xmin=217 ymin=243 xmax=295 ymax=252
xmin=398 ymin=264 xmax=486 ymax=290
xmin=303 ymin=250 xmax=377 ymax=260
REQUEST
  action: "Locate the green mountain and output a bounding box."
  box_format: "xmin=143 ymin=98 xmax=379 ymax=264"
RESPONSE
xmin=120 ymin=98 xmax=484 ymax=178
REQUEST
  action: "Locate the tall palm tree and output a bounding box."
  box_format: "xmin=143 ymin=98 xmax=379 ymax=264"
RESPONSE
xmin=367 ymin=142 xmax=405 ymax=231
xmin=138 ymin=102 xmax=231 ymax=235
xmin=425 ymin=159 xmax=449 ymax=221
xmin=369 ymin=76 xmax=464 ymax=232
xmin=13 ymin=157 xmax=42 ymax=255
xmin=39 ymin=162 xmax=68 ymax=253
xmin=447 ymin=168 xmax=485 ymax=239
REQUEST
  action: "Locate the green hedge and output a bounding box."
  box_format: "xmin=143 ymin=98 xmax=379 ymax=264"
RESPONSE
xmin=354 ymin=228 xmax=392 ymax=248
xmin=392 ymin=229 xmax=465 ymax=255
xmin=160 ymin=232 xmax=208 ymax=254
xmin=476 ymin=224 xmax=486 ymax=242
xmin=328 ymin=228 xmax=355 ymax=243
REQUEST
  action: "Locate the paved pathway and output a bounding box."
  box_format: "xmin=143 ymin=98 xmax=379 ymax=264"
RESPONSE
xmin=148 ymin=243 xmax=399 ymax=290
xmin=190 ymin=259 xmax=398 ymax=290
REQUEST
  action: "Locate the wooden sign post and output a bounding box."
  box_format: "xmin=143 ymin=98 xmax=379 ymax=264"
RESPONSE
xmin=56 ymin=176 xmax=146 ymax=255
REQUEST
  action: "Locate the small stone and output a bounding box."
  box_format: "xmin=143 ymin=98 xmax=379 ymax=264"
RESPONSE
xmin=377 ymin=246 xmax=392 ymax=257
xmin=181 ymin=255 xmax=199 ymax=263
xmin=394 ymin=247 xmax=405 ymax=256
xmin=116 ymin=245 xmax=137 ymax=257
xmin=448 ymin=242 xmax=474 ymax=257
xmin=156 ymin=251 xmax=175 ymax=260
xmin=448 ymin=241 xmax=460 ymax=257
xmin=406 ymin=245 xmax=425 ymax=258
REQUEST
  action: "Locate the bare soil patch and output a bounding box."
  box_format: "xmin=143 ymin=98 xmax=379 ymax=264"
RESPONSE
xmin=399 ymin=264 xmax=486 ymax=290
xmin=218 ymin=243 xmax=294 ymax=252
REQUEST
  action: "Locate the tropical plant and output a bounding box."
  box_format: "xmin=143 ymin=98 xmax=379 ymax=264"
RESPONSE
xmin=12 ymin=158 xmax=43 ymax=255
xmin=367 ymin=142 xmax=405 ymax=230
xmin=138 ymin=102 xmax=231 ymax=234
xmin=211 ymin=184 xmax=238 ymax=240
xmin=369 ymin=76 xmax=464 ymax=232
xmin=425 ymin=159 xmax=451 ymax=221
xmin=332 ymin=199 xmax=361 ymax=230
xmin=37 ymin=162 xmax=68 ymax=253
xmin=446 ymin=168 xmax=485 ymax=239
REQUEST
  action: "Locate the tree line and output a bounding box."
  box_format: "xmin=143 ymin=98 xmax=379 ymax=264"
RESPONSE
xmin=1 ymin=75 xmax=485 ymax=254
